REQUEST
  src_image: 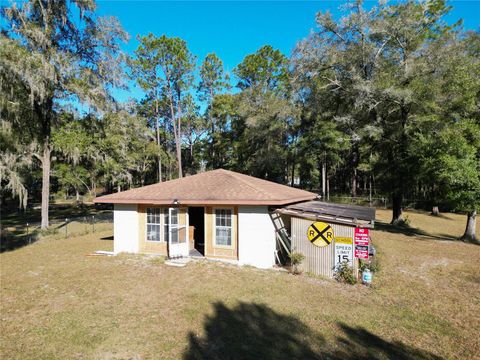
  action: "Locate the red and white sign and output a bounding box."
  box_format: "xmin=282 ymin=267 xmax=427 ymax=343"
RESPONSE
xmin=354 ymin=227 xmax=369 ymax=259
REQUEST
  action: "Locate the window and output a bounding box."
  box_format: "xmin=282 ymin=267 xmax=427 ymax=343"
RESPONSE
xmin=215 ymin=209 xmax=232 ymax=246
xmin=146 ymin=208 xmax=162 ymax=241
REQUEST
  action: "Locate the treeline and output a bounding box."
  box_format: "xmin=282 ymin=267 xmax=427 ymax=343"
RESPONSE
xmin=1 ymin=0 xmax=479 ymax=241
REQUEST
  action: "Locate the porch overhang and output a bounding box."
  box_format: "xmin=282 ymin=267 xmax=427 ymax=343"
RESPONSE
xmin=276 ymin=200 xmax=375 ymax=228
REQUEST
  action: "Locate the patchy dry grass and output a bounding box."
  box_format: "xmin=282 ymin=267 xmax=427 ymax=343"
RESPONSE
xmin=1 ymin=209 xmax=479 ymax=359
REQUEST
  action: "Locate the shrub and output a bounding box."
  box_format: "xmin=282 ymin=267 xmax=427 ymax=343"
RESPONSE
xmin=334 ymin=261 xmax=357 ymax=285
xmin=395 ymin=215 xmax=411 ymax=227
xmin=149 ymin=256 xmax=165 ymax=265
xmin=359 ymin=258 xmax=381 ymax=273
xmin=288 ymin=251 xmax=305 ymax=275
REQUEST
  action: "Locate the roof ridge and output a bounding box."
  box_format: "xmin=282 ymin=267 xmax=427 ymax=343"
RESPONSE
xmin=94 ymin=168 xmax=317 ymax=205
xmin=225 ymin=170 xmax=278 ymax=199
xmin=99 ymin=171 xmax=217 ymax=197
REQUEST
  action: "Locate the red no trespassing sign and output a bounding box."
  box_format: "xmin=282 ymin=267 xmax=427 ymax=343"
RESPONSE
xmin=354 ymin=227 xmax=369 ymax=259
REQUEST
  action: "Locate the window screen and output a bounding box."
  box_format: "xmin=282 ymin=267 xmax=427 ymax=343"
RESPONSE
xmin=170 ymin=208 xmax=179 ymax=244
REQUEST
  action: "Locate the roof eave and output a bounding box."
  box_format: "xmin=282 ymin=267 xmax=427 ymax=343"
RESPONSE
xmin=93 ymin=195 xmax=317 ymax=206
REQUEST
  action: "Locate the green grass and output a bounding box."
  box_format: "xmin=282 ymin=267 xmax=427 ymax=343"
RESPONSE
xmin=2 ymin=201 xmax=112 ymax=228
xmin=1 ymin=209 xmax=479 ymax=359
xmin=2 ymin=202 xmax=112 ymax=252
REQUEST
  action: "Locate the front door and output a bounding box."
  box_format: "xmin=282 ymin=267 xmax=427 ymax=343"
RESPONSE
xmin=168 ymin=207 xmax=188 ymax=257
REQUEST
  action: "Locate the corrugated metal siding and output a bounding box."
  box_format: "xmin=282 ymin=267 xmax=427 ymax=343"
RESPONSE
xmin=291 ymin=216 xmax=357 ymax=278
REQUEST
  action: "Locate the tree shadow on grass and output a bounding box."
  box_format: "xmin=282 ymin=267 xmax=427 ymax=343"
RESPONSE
xmin=0 ymin=230 xmax=38 ymax=253
xmin=183 ymin=302 xmax=442 ymax=360
xmin=333 ymin=323 xmax=443 ymax=359
xmin=375 ymin=221 xmax=457 ymax=242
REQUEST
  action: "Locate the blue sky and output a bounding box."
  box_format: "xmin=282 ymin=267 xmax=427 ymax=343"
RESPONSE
xmin=95 ymin=0 xmax=480 ymax=102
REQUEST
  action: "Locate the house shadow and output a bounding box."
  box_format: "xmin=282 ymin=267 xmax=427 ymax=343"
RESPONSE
xmin=183 ymin=302 xmax=442 ymax=360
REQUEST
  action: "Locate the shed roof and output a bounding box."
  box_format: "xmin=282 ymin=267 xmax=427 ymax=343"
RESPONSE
xmin=279 ymin=201 xmax=376 ymax=227
xmin=94 ymin=169 xmax=317 ymax=206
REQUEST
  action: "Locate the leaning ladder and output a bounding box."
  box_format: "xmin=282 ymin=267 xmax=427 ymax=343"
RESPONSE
xmin=269 ymin=211 xmax=291 ymax=265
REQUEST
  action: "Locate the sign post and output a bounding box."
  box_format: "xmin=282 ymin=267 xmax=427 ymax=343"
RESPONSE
xmin=334 ymin=237 xmax=353 ymax=268
xmin=354 ymin=227 xmax=369 ymax=260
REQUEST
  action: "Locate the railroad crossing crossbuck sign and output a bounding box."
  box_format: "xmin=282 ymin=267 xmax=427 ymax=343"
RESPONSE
xmin=307 ymin=221 xmax=334 ymax=247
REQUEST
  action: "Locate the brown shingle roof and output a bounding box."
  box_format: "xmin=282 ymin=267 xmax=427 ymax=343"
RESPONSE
xmin=94 ymin=169 xmax=317 ymax=206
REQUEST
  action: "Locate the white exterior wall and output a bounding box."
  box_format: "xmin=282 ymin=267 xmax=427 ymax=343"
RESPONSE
xmin=238 ymin=206 xmax=276 ymax=269
xmin=113 ymin=204 xmax=139 ymax=254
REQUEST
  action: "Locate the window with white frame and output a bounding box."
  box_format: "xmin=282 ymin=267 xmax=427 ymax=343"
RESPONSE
xmin=215 ymin=209 xmax=232 ymax=246
xmin=146 ymin=208 xmax=162 ymax=241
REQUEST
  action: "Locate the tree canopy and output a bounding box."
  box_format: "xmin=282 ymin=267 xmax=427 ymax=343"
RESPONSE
xmin=1 ymin=0 xmax=478 ymax=241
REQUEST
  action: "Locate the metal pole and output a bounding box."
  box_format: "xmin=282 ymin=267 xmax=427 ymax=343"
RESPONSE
xmin=27 ymin=222 xmax=30 ymax=244
xmin=65 ymin=218 xmax=68 ymax=238
xmin=92 ymin=215 xmax=95 ymax=233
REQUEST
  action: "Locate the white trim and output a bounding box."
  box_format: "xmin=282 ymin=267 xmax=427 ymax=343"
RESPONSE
xmin=213 ymin=207 xmax=234 ymax=249
xmin=186 ymin=211 xmax=189 ymax=250
xmin=204 ymin=207 xmax=208 ymax=256
xmin=238 ymin=206 xmax=275 ymax=269
xmin=167 ymin=207 xmax=189 ymax=257
xmin=113 ymin=204 xmax=139 ymax=254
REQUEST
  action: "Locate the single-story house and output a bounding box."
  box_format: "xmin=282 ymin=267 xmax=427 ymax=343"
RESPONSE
xmin=94 ymin=169 xmax=317 ymax=269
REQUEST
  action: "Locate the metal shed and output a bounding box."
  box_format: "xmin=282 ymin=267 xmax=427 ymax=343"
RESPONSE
xmin=276 ymin=201 xmax=375 ymax=278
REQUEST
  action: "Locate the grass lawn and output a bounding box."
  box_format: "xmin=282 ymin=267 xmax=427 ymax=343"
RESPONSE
xmin=2 ymin=202 xmax=112 ymax=252
xmin=1 ymin=209 xmax=479 ymax=359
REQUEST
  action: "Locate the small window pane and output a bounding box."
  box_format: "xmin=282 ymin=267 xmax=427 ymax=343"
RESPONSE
xmin=215 ymin=228 xmax=231 ymax=246
xmin=147 ymin=224 xmax=161 ymax=241
xmin=171 ymin=227 xmax=179 ymax=244
xmin=171 ymin=208 xmax=178 ymax=225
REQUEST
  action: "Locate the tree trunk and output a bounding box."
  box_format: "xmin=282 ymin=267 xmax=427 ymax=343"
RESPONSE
xmin=431 ymin=206 xmax=440 ymax=216
xmin=40 ymin=144 xmax=51 ymax=229
xmin=76 ymin=190 xmax=80 ymax=202
xmin=321 ymin=162 xmax=326 ymax=200
xmin=290 ymin=160 xmax=295 ymax=187
xmin=351 ymin=168 xmax=357 ymax=198
xmin=390 ymin=105 xmax=409 ymax=225
xmin=176 ymin=96 xmax=183 ymax=178
xmin=391 ymin=192 xmax=403 ymax=225
xmin=168 ymin=93 xmax=182 ymax=179
xmin=155 ymin=98 xmax=162 ymax=183
xmin=327 ymin=178 xmax=330 ymax=201
xmin=461 ymin=210 xmax=477 ymax=243
xmin=369 ymin=175 xmax=372 ymax=206
xmin=211 ymin=120 xmax=216 ymax=169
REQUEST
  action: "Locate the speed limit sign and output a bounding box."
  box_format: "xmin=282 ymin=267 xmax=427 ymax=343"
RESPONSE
xmin=334 ymin=237 xmax=353 ymax=268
